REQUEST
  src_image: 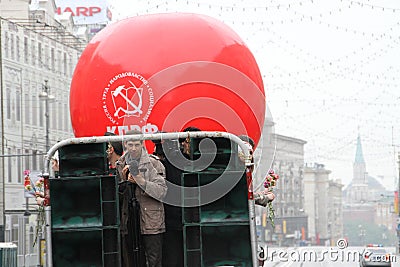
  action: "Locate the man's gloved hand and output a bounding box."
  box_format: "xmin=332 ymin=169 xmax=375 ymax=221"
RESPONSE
xmin=255 ymin=190 xmax=275 ymax=207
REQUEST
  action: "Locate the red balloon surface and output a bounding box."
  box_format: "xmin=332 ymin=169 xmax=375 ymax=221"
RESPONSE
xmin=70 ymin=13 xmax=265 ymax=149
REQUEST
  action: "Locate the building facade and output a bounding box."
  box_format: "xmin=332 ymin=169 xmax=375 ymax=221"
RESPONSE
xmin=303 ymin=163 xmax=344 ymax=245
xmin=328 ymin=179 xmax=344 ymax=246
xmin=0 ymin=1 xmax=87 ymax=265
xmin=343 ymin=135 xmax=396 ymax=245
xmin=254 ymin=116 xmax=308 ymax=245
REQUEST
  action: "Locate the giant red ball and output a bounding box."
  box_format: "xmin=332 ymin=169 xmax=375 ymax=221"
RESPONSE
xmin=70 ymin=13 xmax=265 ymax=148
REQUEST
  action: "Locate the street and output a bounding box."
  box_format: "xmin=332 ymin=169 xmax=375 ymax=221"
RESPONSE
xmin=261 ymin=246 xmax=399 ymax=267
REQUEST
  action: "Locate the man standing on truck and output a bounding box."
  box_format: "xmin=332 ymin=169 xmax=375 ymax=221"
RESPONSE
xmin=154 ymin=126 xmax=200 ymax=267
xmin=104 ymin=132 xmax=132 ymax=266
xmin=104 ymin=132 xmax=124 ymax=172
xmin=117 ymin=129 xmax=167 ymax=267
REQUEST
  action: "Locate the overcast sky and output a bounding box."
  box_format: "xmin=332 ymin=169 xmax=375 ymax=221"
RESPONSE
xmin=109 ymin=0 xmax=400 ymax=190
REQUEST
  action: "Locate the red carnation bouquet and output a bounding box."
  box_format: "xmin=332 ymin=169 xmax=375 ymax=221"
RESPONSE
xmin=24 ymin=170 xmax=45 ymax=199
xmin=23 ymin=170 xmax=45 ymax=247
xmin=263 ymin=169 xmax=279 ymax=227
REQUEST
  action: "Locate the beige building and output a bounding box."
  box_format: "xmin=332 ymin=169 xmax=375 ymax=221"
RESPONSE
xmin=328 ymin=179 xmax=344 ymax=245
xmin=303 ymin=163 xmax=344 ymax=245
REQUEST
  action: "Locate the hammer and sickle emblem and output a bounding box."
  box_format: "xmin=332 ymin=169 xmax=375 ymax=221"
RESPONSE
xmin=112 ymin=81 xmax=143 ymax=118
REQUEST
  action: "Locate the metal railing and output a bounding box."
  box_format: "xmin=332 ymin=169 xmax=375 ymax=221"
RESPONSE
xmin=42 ymin=131 xmax=258 ymax=267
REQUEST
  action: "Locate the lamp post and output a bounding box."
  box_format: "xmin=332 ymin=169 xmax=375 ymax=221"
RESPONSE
xmin=39 ymin=80 xmax=55 ymax=153
xmin=38 ymin=80 xmax=54 ymax=267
